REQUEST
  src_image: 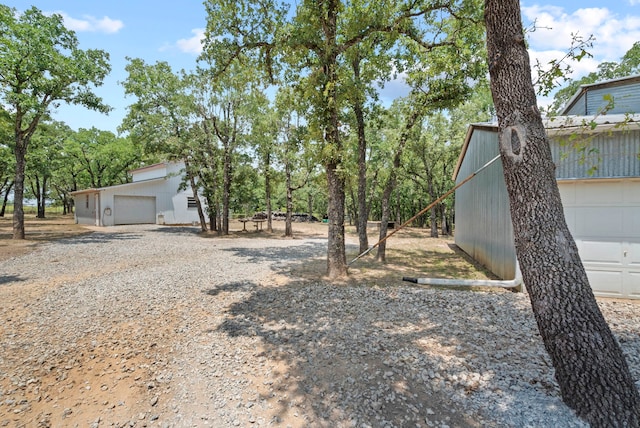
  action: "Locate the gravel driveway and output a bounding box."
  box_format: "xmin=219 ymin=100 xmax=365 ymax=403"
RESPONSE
xmin=1 ymin=225 xmax=638 ymax=427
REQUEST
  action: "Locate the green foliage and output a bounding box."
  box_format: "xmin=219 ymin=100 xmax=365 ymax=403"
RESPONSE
xmin=0 ymin=5 xmax=112 ymax=125
xmin=531 ymin=31 xmax=594 ymax=98
xmin=548 ymin=41 xmax=640 ymax=114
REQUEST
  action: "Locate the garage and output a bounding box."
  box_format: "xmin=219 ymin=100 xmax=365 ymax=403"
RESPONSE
xmin=114 ymin=195 xmax=156 ymax=225
xmin=559 ymin=179 xmax=640 ymax=298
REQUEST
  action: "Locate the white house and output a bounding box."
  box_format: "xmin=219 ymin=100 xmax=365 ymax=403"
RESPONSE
xmin=71 ymin=161 xmax=207 ymax=227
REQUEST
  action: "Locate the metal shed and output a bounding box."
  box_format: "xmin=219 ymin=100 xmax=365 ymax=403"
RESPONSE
xmin=453 ymin=115 xmax=640 ymax=299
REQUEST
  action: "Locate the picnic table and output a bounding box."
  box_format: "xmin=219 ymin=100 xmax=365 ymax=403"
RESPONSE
xmin=239 ymin=218 xmax=266 ymax=231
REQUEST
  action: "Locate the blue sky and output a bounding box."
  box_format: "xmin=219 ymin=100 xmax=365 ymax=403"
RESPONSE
xmin=5 ymin=1 xmax=640 ymax=133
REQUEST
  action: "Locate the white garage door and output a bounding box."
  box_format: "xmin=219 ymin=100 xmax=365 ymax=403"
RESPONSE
xmin=114 ymin=195 xmax=156 ymax=225
xmin=559 ymin=179 xmax=640 ymax=298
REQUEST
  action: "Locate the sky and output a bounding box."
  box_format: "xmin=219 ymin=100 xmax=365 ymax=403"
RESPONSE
xmin=5 ymin=0 xmax=640 ymax=134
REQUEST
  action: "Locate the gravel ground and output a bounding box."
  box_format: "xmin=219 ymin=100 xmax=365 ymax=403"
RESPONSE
xmin=1 ymin=225 xmax=639 ymax=427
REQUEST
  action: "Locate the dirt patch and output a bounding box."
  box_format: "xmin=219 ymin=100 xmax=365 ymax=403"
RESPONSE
xmin=0 ymin=214 xmax=90 ymax=262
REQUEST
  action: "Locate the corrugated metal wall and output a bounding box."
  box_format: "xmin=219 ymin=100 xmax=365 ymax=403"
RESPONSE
xmin=454 ymin=122 xmax=640 ymax=281
xmin=566 ymin=82 xmax=640 ymax=115
xmin=454 ymin=127 xmax=517 ymax=280
xmin=552 ymin=128 xmax=640 ymax=179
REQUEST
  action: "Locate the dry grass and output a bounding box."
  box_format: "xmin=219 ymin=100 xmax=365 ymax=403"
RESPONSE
xmin=0 ymin=213 xmax=90 ymax=262
xmin=212 ymin=219 xmax=499 ymax=288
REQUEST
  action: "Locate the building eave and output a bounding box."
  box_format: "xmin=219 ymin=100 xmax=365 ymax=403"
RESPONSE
xmin=70 ymin=177 xmax=167 ymax=197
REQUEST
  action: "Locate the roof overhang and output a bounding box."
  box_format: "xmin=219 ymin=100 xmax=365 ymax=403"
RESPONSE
xmin=70 ymin=177 xmax=166 ymax=197
xmin=452 ymin=114 xmax=640 ymax=181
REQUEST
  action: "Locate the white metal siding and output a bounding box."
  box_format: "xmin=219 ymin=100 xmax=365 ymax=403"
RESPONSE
xmin=559 ymin=179 xmax=640 ymax=298
xmin=74 ymin=193 xmax=97 ymax=225
xmin=455 ymin=127 xmax=517 ymax=280
xmin=114 ymin=195 xmax=156 ymax=225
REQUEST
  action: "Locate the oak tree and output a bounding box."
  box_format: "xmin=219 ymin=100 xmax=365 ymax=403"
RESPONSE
xmin=485 ymin=0 xmax=640 ymax=425
xmin=0 ymin=5 xmax=111 ymax=238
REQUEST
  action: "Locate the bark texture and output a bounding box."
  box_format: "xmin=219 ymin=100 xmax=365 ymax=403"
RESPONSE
xmin=326 ymin=160 xmax=347 ymax=278
xmin=323 ymin=0 xmax=348 ymax=279
xmin=485 ymin=1 xmax=640 ymax=425
xmin=13 ymin=142 xmax=26 ymax=239
xmin=352 ymin=54 xmax=370 ymax=254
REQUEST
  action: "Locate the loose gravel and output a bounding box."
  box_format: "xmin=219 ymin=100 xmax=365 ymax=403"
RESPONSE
xmin=1 ymin=225 xmax=639 ymax=427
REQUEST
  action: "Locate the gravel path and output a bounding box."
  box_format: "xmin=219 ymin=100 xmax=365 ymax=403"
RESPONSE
xmin=1 ymin=225 xmax=639 ymax=427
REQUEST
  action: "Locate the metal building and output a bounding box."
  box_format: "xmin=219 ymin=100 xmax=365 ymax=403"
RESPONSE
xmin=453 ymin=112 xmax=640 ymax=299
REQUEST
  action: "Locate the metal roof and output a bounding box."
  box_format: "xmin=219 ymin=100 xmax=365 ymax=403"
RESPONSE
xmin=452 ymin=114 xmax=640 ymax=181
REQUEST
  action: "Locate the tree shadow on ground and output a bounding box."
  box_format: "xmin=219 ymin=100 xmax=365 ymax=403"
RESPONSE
xmin=222 ymin=241 xmax=328 ymax=263
xmin=53 ymin=231 xmax=144 ymax=245
xmin=150 ymin=225 xmax=202 ymax=235
xmin=0 ymin=274 xmax=26 ymax=286
xmin=201 ymin=277 xmax=576 ymax=427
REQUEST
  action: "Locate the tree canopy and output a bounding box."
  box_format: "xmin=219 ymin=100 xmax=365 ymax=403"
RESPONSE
xmin=0 ymin=5 xmax=111 ymax=238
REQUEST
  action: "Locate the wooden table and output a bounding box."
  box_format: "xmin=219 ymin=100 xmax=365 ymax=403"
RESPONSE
xmin=239 ymin=218 xmax=266 ymax=231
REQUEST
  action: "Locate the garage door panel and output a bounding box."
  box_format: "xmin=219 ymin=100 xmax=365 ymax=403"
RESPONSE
xmin=628 ymin=207 xmax=640 ymax=237
xmin=575 ymin=207 xmax=624 ymax=237
xmin=625 ymin=180 xmax=640 ymax=203
xmin=575 ymin=181 xmax=622 ymax=204
xmin=558 ymin=183 xmax=576 ymax=205
xmin=586 ymin=269 xmax=624 ymax=296
xmin=557 ymin=180 xmax=638 ymax=298
xmin=578 ymin=240 xmax=623 ymax=264
xmin=114 ymin=195 xmax=156 ymax=225
xmin=627 ymin=272 xmax=640 ymax=298
xmin=628 ymin=242 xmax=640 ymax=266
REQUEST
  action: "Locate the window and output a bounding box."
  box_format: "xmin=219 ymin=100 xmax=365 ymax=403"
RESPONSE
xmin=187 ymin=197 xmax=197 ymax=208
xmin=86 ymin=195 xmax=89 ymax=209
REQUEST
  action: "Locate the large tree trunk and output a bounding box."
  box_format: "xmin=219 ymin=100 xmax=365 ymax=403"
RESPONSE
xmin=352 ymin=54 xmax=369 ymax=254
xmin=185 ymin=162 xmax=207 ymax=232
xmin=222 ymin=145 xmax=232 ymax=235
xmin=285 ymin=162 xmax=294 ymax=237
xmin=427 ymin=177 xmax=438 ymax=238
xmin=376 ymin=182 xmax=393 ymax=262
xmin=13 ymin=142 xmax=26 ymax=239
xmin=284 ymin=181 xmax=293 ymax=238
xmin=265 ymin=155 xmax=273 ymax=233
xmin=323 ymin=0 xmax=348 ymax=279
xmin=485 ymin=1 xmax=640 ymax=425
xmin=36 ymin=175 xmax=47 ymax=219
xmin=326 ymin=160 xmax=347 ymax=278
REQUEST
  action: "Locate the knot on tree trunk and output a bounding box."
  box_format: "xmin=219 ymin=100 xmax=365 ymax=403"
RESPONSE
xmin=500 ymin=112 xmax=527 ymax=163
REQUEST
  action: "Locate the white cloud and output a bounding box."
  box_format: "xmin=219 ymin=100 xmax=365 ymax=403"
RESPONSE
xmin=58 ymin=12 xmax=124 ymax=34
xmin=175 ymin=28 xmax=205 ymax=55
xmin=522 ymin=4 xmax=640 ymax=80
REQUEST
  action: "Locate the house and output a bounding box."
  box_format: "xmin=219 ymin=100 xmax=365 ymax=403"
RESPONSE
xmin=71 ymin=161 xmax=207 ymax=227
xmin=453 ymin=76 xmax=640 ymax=299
